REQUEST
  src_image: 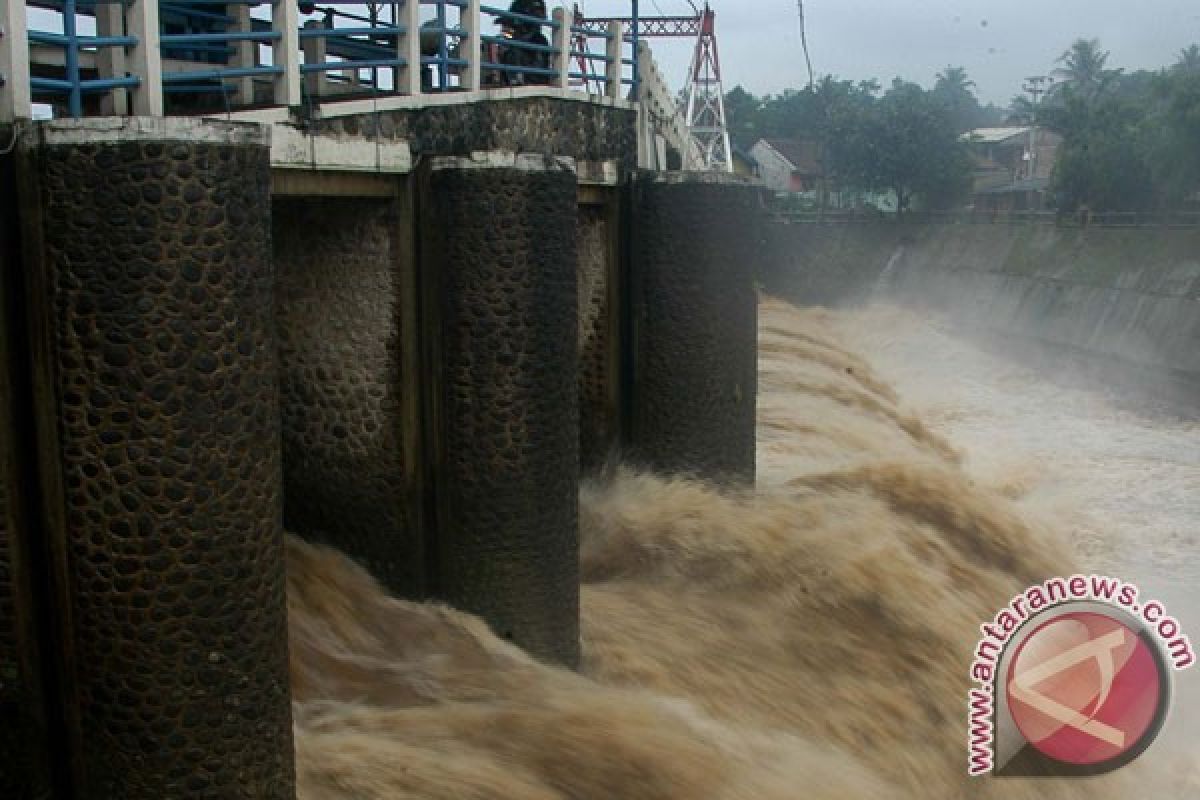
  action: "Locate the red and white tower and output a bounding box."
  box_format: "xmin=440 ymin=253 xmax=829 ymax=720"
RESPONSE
xmin=682 ymin=4 xmax=732 ymax=172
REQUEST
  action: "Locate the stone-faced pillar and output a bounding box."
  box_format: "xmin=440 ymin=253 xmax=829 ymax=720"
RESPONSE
xmin=420 ymin=154 xmax=580 ymax=667
xmin=628 ymin=173 xmax=760 ymax=483
xmin=13 ymin=119 xmax=294 ymax=799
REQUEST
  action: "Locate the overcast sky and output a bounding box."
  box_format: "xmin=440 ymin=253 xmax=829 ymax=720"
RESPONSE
xmin=579 ymin=0 xmax=1200 ymax=106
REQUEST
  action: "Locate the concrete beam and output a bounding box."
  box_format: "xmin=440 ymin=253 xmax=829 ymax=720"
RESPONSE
xmin=0 ymin=0 xmax=32 ymax=121
xmin=306 ymin=85 xmax=638 ymax=119
xmin=271 ymin=170 xmax=400 ymax=197
xmin=270 ymin=124 xmax=413 ymax=173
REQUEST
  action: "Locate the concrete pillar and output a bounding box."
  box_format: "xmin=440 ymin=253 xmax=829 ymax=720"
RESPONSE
xmin=552 ymin=8 xmax=571 ymax=90
xmin=96 ymin=2 xmax=130 ymax=115
xmin=127 ymin=0 xmax=163 ymax=116
xmin=463 ymin=0 xmax=483 ymax=92
xmin=273 ymin=0 xmax=302 ymax=106
xmin=420 ymin=154 xmax=580 ymax=667
xmin=10 ymin=119 xmax=294 ymax=799
xmin=628 ymin=172 xmax=759 ymax=484
xmin=301 ymin=20 xmax=331 ymax=100
xmin=397 ymin=0 xmax=422 ymax=94
xmin=0 ymin=1 xmax=32 ymax=121
xmin=604 ymin=21 xmax=623 ymax=99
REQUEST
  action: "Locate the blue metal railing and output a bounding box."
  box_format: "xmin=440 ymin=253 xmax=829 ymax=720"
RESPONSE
xmin=11 ymin=1 xmax=640 ymax=119
xmin=27 ymin=0 xmax=141 ymax=117
xmin=157 ymin=0 xmax=278 ymax=100
xmin=567 ymin=23 xmax=612 ymax=94
xmin=419 ymin=0 xmax=466 ymax=92
xmin=298 ymin=2 xmax=421 ymax=96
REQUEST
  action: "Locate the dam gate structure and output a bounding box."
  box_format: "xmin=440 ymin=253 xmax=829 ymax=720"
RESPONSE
xmin=0 ymin=3 xmax=762 ymax=797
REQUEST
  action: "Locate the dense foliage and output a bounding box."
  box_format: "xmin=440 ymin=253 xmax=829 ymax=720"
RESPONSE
xmin=727 ymin=39 xmax=1200 ymax=212
xmin=726 ymin=76 xmax=982 ymax=211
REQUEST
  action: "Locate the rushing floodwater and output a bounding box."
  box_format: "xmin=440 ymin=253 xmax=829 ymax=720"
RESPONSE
xmin=822 ymin=301 xmax=1200 ymax=772
xmin=288 ymin=296 xmax=1197 ymax=798
xmin=826 ymin=304 xmax=1200 ymax=604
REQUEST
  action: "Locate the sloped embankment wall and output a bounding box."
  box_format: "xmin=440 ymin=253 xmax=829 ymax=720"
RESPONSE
xmin=762 ymin=222 xmax=1200 ymax=390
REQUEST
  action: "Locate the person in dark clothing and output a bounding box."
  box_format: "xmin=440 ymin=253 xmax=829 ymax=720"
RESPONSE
xmin=496 ymin=0 xmax=552 ymax=86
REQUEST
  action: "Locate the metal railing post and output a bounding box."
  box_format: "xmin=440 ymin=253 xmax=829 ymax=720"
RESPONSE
xmin=127 ymin=0 xmax=163 ymax=115
xmin=630 ymin=0 xmax=638 ymax=99
xmin=463 ymin=0 xmax=481 ymax=91
xmin=604 ymin=20 xmax=621 ymax=98
xmin=231 ymin=3 xmax=256 ymax=106
xmin=96 ymin=0 xmax=128 ymax=114
xmin=397 ymin=0 xmax=420 ymax=94
xmin=1 ymin=0 xmax=33 ymax=120
xmin=551 ymin=7 xmax=569 ymax=89
xmin=272 ymin=0 xmax=300 ymax=106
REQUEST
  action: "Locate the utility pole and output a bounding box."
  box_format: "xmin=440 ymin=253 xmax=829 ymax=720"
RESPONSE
xmin=1021 ymin=75 xmax=1051 ymax=183
xmin=1022 ymin=75 xmax=1051 ymax=106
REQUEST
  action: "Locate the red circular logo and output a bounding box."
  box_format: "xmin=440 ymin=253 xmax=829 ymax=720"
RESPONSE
xmin=1005 ymin=611 xmax=1167 ymax=767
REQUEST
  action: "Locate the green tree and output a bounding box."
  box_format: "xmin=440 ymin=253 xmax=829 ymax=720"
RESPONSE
xmin=1040 ymin=88 xmax=1154 ymax=211
xmin=1053 ymin=39 xmax=1119 ymax=100
xmin=932 ymin=66 xmax=986 ymax=132
xmin=1145 ymin=66 xmax=1200 ymax=205
xmin=1176 ymin=44 xmax=1200 ymax=74
xmin=723 ymin=86 xmax=764 ymax=149
xmin=828 ymin=79 xmax=972 ymax=213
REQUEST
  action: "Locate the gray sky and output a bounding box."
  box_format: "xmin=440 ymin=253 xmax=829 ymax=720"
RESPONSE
xmin=580 ymin=0 xmax=1200 ymax=105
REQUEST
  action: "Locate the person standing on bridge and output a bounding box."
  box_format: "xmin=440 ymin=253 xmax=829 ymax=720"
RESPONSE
xmin=496 ymin=0 xmax=552 ymax=86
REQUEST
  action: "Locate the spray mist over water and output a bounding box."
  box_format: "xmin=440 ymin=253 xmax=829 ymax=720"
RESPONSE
xmin=286 ymin=296 xmax=1195 ymax=798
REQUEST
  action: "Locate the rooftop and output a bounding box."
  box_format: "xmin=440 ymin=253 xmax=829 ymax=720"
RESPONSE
xmin=963 ymin=127 xmax=1033 ymax=144
xmin=756 ymin=138 xmax=822 ymax=174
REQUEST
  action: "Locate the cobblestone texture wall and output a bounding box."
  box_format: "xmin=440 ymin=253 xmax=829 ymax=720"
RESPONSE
xmin=273 ymin=197 xmax=422 ymax=597
xmin=314 ymin=96 xmax=637 ymax=172
xmin=423 ymin=161 xmax=580 ymax=666
xmin=629 ymin=175 xmax=760 ymax=483
xmin=23 ymin=126 xmax=295 ymax=799
xmin=577 ymin=204 xmax=617 ymax=472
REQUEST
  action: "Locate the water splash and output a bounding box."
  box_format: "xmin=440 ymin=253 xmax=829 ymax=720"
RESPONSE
xmin=287 ymin=296 xmax=1194 ymax=798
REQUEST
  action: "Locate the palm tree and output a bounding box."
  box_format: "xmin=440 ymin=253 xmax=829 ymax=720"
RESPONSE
xmin=934 ymin=66 xmax=980 ymax=132
xmin=935 ymin=66 xmax=976 ymax=94
xmin=1176 ymin=44 xmax=1200 ymax=73
xmin=1053 ymin=38 xmax=1115 ymax=98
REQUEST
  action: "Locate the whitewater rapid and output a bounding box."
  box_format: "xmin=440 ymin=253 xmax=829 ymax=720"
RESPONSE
xmin=819 ymin=301 xmax=1200 ymax=773
xmin=286 ymin=296 xmax=1197 ymax=799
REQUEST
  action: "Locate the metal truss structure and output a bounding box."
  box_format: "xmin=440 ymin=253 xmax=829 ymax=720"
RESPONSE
xmin=576 ymin=3 xmax=732 ymax=172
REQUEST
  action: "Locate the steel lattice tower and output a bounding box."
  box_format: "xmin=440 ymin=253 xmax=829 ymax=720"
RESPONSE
xmin=574 ymin=3 xmax=733 ymax=173
xmin=682 ymin=5 xmax=732 ymax=172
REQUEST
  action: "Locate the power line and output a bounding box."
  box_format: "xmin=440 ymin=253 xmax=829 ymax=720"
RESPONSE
xmin=796 ymin=0 xmax=814 ymax=90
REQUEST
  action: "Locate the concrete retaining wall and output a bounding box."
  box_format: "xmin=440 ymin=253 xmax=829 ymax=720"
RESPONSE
xmin=763 ymin=221 xmax=1200 ymax=392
